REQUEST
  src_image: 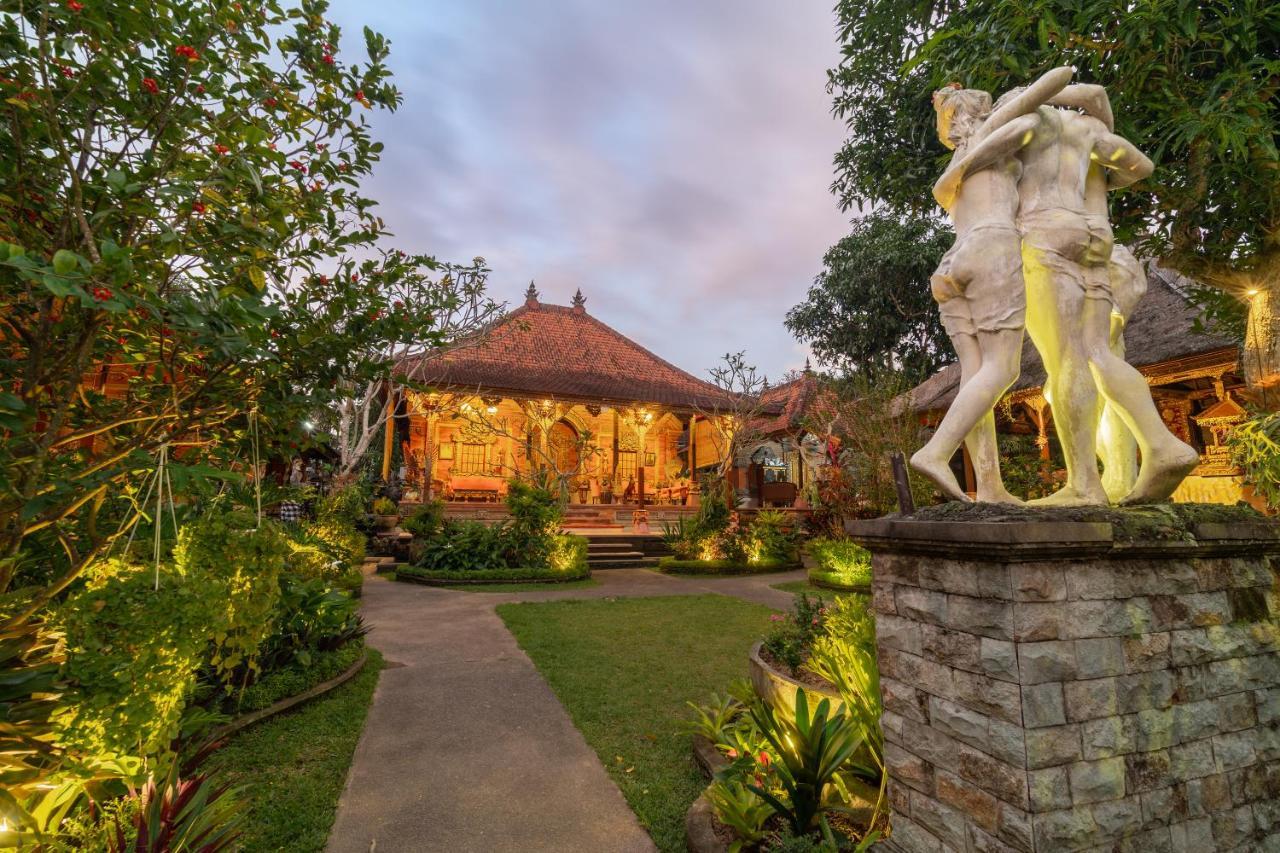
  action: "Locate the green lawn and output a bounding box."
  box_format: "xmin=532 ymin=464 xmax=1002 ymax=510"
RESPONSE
xmin=497 ymin=595 xmax=775 ymax=853
xmin=442 ymin=578 xmax=600 ymax=593
xmin=202 ymin=649 xmax=383 ymax=852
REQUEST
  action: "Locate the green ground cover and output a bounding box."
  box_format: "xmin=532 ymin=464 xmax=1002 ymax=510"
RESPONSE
xmin=770 ymin=579 xmax=826 ymax=596
xmin=202 ymin=650 xmax=383 ymax=852
xmin=497 ymin=595 xmax=775 ymax=853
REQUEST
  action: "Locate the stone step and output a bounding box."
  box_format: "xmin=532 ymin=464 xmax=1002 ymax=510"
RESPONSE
xmin=589 ymin=555 xmax=660 ymax=569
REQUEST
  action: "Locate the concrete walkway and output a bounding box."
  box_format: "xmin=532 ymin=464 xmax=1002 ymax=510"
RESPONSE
xmin=326 ymin=568 xmax=803 ymax=852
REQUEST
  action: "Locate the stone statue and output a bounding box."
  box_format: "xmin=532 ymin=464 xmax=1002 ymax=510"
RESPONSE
xmin=911 ymin=71 xmax=1199 ymax=506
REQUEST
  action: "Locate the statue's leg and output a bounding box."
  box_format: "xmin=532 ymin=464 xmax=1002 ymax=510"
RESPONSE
xmin=1080 ymin=297 xmax=1199 ymax=503
xmin=911 ymin=331 xmax=979 ymax=502
xmin=912 ymin=328 xmax=1022 ymax=503
xmin=1098 ymin=316 xmax=1139 ymax=501
xmin=1023 ymin=242 xmax=1108 ymax=506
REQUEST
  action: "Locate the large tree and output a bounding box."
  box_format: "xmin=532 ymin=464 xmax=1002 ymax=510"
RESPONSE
xmin=786 ymin=212 xmax=952 ymax=380
xmin=0 ymin=0 xmax=478 ymax=612
xmin=827 ymin=0 xmax=1280 ymax=389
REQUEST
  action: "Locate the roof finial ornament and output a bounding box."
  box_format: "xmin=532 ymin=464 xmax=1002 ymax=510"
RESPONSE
xmin=524 ymin=280 xmax=539 ymax=307
xmin=804 ymin=357 xmax=812 ymax=374
xmin=571 ymin=288 xmax=586 ymax=313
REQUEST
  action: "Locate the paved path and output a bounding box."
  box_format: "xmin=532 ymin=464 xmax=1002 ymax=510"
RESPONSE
xmin=326 ymin=568 xmax=803 ymax=852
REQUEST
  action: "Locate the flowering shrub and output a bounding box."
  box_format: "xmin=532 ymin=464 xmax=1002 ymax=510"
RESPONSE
xmin=762 ymin=594 xmax=827 ymax=674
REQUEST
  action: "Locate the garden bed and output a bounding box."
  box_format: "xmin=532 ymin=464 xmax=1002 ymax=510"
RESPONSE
xmin=657 ymin=557 xmax=798 ymax=576
xmin=749 ymin=639 xmax=841 ymax=718
xmin=212 ymin=643 xmax=368 ymax=740
xmin=395 ymin=563 xmax=591 ymax=585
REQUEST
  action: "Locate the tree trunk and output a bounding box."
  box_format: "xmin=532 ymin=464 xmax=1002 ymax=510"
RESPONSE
xmin=1243 ymin=265 xmax=1280 ymax=403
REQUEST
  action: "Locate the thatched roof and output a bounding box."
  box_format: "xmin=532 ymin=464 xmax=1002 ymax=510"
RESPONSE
xmin=904 ymin=263 xmax=1239 ymax=414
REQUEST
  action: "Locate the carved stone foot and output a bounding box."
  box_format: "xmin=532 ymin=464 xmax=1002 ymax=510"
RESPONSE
xmin=909 ymin=449 xmax=971 ymax=503
xmin=1119 ymin=443 xmax=1200 ymax=505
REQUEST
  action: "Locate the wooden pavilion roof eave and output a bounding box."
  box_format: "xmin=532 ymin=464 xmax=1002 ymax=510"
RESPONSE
xmin=400 ymin=382 xmax=726 ymax=418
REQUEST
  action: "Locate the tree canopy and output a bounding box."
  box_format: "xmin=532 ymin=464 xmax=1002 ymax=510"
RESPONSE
xmin=827 ymin=0 xmax=1280 ymax=384
xmin=786 ymin=212 xmax=952 ymax=380
xmin=0 ymin=0 xmax=487 ymax=608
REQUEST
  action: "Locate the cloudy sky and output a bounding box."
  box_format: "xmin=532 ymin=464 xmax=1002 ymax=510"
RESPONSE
xmin=328 ymin=1 xmax=851 ymax=381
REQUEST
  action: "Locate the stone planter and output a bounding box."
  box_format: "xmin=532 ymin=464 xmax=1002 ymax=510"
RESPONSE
xmin=749 ymin=640 xmax=840 ymax=719
xmin=685 ymin=790 xmax=729 ymax=853
xmin=692 ymin=734 xmax=727 ymax=779
xmin=373 ymin=514 xmax=398 ymax=531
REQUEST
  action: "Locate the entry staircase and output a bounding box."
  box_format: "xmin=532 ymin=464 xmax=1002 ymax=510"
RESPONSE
xmin=583 ymin=535 xmax=667 ymax=569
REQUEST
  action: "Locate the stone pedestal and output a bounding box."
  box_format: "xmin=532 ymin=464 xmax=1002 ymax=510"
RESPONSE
xmin=848 ymin=515 xmax=1280 ymax=853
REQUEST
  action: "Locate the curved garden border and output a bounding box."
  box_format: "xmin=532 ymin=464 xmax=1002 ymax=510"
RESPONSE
xmin=210 ymin=650 xmax=368 ymax=741
xmin=748 ymin=640 xmax=841 ymax=719
xmin=685 ymin=791 xmax=730 ymax=853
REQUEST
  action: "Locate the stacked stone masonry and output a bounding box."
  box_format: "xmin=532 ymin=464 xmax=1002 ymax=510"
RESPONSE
xmin=866 ymin=538 xmax=1280 ymax=852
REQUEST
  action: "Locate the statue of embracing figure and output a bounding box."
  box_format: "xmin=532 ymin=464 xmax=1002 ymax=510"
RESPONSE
xmin=910 ymin=68 xmax=1200 ymax=507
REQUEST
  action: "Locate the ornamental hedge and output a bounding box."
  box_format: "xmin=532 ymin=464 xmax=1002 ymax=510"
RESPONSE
xmin=656 ymin=557 xmax=797 ymax=576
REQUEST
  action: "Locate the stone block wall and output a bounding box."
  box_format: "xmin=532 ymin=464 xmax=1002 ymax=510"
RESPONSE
xmin=855 ymin=522 xmax=1280 ymax=853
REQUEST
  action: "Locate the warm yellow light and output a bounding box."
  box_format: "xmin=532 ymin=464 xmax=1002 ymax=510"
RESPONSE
xmin=486 ymin=405 xmax=498 ymax=414
xmin=1247 ymin=289 xmax=1261 ymax=298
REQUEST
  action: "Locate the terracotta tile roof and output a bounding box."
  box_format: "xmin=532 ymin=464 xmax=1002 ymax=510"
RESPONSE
xmin=757 ymin=374 xmax=819 ymax=433
xmin=397 ymin=295 xmax=734 ymax=410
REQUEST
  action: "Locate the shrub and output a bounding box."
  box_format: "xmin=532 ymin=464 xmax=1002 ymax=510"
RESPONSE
xmin=287 ymin=519 xmax=365 ymax=585
xmin=401 ymin=500 xmax=445 ymax=538
xmin=55 ymin=558 xmax=220 ymax=759
xmin=314 ymin=484 xmax=368 ymax=527
xmin=414 ymin=519 xmax=506 ymax=572
xmin=258 ymin=575 xmax=366 ymax=673
xmin=175 ymin=512 xmax=287 ymax=687
xmin=806 ymin=538 xmax=871 ymax=588
xmin=504 ymin=479 xmax=562 ymax=569
xmin=762 ymin=594 xmax=827 ymax=675
xmin=749 ymin=510 xmax=802 ymax=564
xmin=239 ymin=641 xmax=365 ymax=713
xmin=371 ymin=497 xmax=397 ymax=516
xmin=548 ymin=534 xmax=588 ymax=574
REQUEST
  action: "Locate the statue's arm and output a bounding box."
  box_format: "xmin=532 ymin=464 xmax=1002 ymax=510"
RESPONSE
xmin=1091 ymin=132 xmax=1154 ymax=188
xmin=1047 ymin=83 xmax=1114 ymax=131
xmin=975 ymin=65 xmax=1074 ymax=141
xmin=933 ymin=114 xmax=1039 ymax=209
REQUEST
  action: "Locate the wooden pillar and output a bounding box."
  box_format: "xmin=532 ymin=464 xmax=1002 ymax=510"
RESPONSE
xmin=688 ymin=415 xmax=696 ymax=478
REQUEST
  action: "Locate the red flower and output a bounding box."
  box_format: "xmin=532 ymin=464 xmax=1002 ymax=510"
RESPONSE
xmin=350 ymin=273 xmax=359 ymax=282
xmin=195 ymin=84 xmax=205 ymax=94
xmin=371 ymin=309 xmax=383 ymax=320
xmin=191 ymin=201 xmax=206 ymax=214
xmin=338 ymin=163 xmax=349 ymax=172
xmin=270 ymin=329 xmax=281 ymax=338
xmin=141 ymin=77 xmax=159 ymax=95
xmin=392 ymin=299 xmax=403 ymax=309
xmin=289 ymin=160 xmax=307 ymax=173
xmin=758 ymin=751 xmax=771 ymax=769
xmin=725 ymin=748 xmax=738 ymax=759
xmin=213 ymin=143 xmax=229 ymax=155
xmin=353 ymin=89 xmax=366 ymax=102
xmin=66 ymin=0 xmax=83 ymax=10
xmin=91 ymin=286 xmax=112 ymax=302
xmin=263 ymin=96 xmax=278 ymax=107
xmin=60 ymin=66 xmax=75 ymax=78
xmin=174 ymin=45 xmax=199 ymax=61
xmin=118 ymin=336 xmax=127 ymax=345
xmin=754 ymin=774 xmax=765 ymax=787
xmin=322 ymin=54 xmax=334 ymax=65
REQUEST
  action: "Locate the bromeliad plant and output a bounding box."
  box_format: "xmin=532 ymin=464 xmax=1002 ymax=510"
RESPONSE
xmin=740 ymin=691 xmax=866 ymax=838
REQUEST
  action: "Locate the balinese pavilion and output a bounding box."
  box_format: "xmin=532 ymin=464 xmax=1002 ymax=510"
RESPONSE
xmin=390 ymin=284 xmax=816 ymax=522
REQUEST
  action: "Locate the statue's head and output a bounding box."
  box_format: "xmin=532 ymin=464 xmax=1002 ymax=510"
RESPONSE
xmin=933 ymin=85 xmax=992 ymax=150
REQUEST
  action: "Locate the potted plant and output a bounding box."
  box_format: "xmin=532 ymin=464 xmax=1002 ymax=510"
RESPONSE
xmin=600 ymin=475 xmax=613 ymax=505
xmin=371 ymin=497 xmax=399 ymax=531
